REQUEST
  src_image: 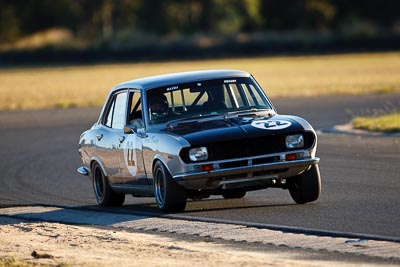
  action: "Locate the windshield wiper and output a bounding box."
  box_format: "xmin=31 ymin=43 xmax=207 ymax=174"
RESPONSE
xmin=225 ymin=108 xmax=275 ymax=118
xmin=167 ymin=113 xmax=221 ymax=128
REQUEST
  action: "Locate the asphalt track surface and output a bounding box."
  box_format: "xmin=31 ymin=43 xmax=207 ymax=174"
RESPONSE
xmin=1 ymin=94 xmax=399 ymax=239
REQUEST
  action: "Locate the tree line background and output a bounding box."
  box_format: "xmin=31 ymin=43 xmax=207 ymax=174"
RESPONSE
xmin=0 ymin=0 xmax=399 ymax=63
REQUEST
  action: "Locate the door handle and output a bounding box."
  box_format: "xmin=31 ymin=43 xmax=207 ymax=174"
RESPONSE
xmin=96 ymin=134 xmax=103 ymax=141
xmin=118 ymin=136 xmax=125 ymax=143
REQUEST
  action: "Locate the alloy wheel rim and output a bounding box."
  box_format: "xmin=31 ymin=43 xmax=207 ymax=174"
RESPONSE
xmin=94 ymin=167 xmax=104 ymax=201
xmin=154 ymin=167 xmax=165 ymax=206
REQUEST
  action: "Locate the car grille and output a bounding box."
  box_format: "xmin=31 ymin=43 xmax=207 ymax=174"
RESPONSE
xmin=209 ymin=136 xmax=280 ymax=160
xmin=180 ymin=132 xmax=315 ymax=163
xmin=209 ymin=135 xmax=286 ymax=160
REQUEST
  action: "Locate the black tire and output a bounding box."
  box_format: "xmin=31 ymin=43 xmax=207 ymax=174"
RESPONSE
xmin=288 ymin=164 xmax=321 ymax=204
xmin=92 ymin=162 xmax=125 ymax=207
xmin=222 ymin=190 xmax=246 ymax=199
xmin=153 ymin=161 xmax=187 ymax=212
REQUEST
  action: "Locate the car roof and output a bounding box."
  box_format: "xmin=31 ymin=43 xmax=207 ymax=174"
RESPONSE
xmin=113 ymin=69 xmax=251 ymax=91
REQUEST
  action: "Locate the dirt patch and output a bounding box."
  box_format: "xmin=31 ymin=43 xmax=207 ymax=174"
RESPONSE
xmin=0 ymin=217 xmax=388 ymax=267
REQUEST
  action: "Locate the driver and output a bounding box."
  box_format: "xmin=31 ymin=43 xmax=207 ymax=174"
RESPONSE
xmin=149 ymin=93 xmax=169 ymax=119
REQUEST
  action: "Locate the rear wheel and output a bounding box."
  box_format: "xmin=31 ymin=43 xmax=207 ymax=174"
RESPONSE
xmin=92 ymin=163 xmax=125 ymax=207
xmin=288 ymin=164 xmax=321 ymax=204
xmin=153 ymin=161 xmax=187 ymax=212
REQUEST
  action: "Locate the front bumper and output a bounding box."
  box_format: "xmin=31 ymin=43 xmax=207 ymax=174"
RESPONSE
xmin=174 ymin=157 xmax=319 ymax=190
xmin=77 ymin=166 xmax=90 ymax=176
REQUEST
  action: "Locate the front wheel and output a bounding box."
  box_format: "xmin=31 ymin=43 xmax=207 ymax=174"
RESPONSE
xmin=92 ymin=162 xmax=125 ymax=207
xmin=288 ymin=164 xmax=321 ymax=204
xmin=153 ymin=161 xmax=187 ymax=212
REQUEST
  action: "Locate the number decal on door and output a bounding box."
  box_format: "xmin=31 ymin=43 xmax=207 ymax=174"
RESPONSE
xmin=123 ymin=139 xmax=138 ymax=176
xmin=126 ymin=141 xmax=136 ymax=166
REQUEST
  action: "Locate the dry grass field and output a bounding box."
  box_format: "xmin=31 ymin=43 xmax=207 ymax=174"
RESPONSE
xmin=0 ymin=52 xmax=399 ymax=110
xmin=352 ymin=113 xmax=400 ymax=133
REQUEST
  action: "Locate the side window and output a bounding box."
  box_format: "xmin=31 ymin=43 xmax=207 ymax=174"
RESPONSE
xmin=103 ymin=92 xmax=128 ymax=129
xmin=128 ymin=91 xmax=144 ymax=128
xmin=112 ymin=92 xmax=128 ymax=129
xmin=105 ymin=98 xmax=115 ymax=128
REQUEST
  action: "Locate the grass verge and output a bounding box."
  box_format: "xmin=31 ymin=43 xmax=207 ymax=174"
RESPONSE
xmin=0 ymin=52 xmax=399 ymax=111
xmin=352 ymin=113 xmax=400 ymax=133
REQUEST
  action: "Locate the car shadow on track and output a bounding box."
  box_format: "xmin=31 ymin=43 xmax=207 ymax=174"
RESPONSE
xmin=79 ymin=196 xmax=297 ymax=217
xmin=0 ymin=199 xmax=298 ymax=231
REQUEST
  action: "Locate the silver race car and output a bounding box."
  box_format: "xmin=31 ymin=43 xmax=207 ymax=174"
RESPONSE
xmin=78 ymin=70 xmax=321 ymax=212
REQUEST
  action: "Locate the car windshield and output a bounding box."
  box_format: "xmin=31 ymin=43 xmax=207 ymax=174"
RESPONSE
xmin=146 ymin=77 xmax=273 ymax=125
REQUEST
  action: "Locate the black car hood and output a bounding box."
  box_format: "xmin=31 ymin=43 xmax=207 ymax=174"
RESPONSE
xmin=165 ymin=115 xmax=305 ymax=146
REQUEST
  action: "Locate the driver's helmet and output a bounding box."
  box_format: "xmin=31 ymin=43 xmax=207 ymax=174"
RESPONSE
xmin=149 ymin=93 xmax=169 ymax=119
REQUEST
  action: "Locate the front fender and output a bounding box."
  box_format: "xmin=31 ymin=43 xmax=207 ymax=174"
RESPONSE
xmin=143 ymin=133 xmax=190 ymax=183
xmin=284 ymin=115 xmax=316 ymax=132
xmin=90 ymin=156 xmax=108 ymax=178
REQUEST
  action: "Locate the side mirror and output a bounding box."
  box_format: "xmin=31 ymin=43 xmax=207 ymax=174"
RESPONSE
xmin=124 ymin=125 xmax=137 ymax=134
xmin=136 ymin=128 xmax=148 ymax=138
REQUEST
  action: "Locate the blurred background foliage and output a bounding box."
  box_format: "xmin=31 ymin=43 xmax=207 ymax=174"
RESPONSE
xmin=0 ymin=0 xmax=399 ymax=61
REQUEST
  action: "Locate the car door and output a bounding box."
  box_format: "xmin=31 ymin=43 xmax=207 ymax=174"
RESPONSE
xmin=116 ymin=90 xmax=148 ymax=185
xmin=96 ymin=90 xmax=128 ymax=185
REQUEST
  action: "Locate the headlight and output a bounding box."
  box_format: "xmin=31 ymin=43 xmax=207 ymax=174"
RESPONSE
xmin=189 ymin=147 xmax=208 ymax=161
xmin=285 ymin=134 xmax=304 ymax=149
